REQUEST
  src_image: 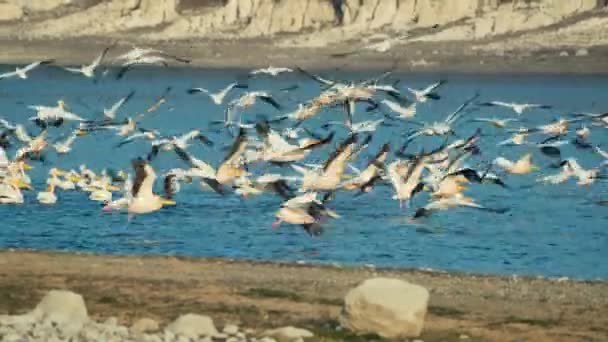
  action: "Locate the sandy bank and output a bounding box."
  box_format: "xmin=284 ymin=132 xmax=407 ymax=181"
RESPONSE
xmin=0 ymin=250 xmax=606 ymax=341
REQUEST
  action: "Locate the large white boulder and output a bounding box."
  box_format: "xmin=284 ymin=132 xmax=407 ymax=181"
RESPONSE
xmin=30 ymin=290 xmax=89 ymax=336
xmin=166 ymin=313 xmax=218 ymax=338
xmin=0 ymin=3 xmax=23 ymax=21
xmin=262 ymin=326 xmax=314 ymax=342
xmin=340 ymin=277 xmax=429 ymax=338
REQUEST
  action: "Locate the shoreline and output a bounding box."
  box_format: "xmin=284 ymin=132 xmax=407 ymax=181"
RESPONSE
xmin=0 ymin=38 xmax=607 ymax=75
xmin=1 ymin=250 xmax=607 ymax=341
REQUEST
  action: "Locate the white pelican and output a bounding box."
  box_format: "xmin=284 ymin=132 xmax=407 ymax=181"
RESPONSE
xmin=63 ymin=47 xmax=110 ymax=78
xmin=382 ymin=99 xmax=416 ymax=119
xmin=250 ymin=66 xmax=293 ymax=77
xmin=498 ymin=131 xmax=528 ymax=146
xmin=406 ymin=94 xmax=478 ymax=141
xmin=187 ymin=82 xmax=246 ymax=105
xmin=323 ymin=119 xmax=384 ymax=134
xmin=478 ymin=101 xmax=552 ymax=115
xmin=272 ymin=192 xmax=339 ymax=236
xmin=53 ymin=132 xmax=78 ymax=154
xmin=407 ymin=80 xmax=445 ymax=103
xmin=471 ymin=117 xmax=518 ymax=128
xmin=225 ymin=91 xmax=281 ymax=125
xmin=595 ymin=146 xmax=608 ymax=167
xmin=342 ymin=143 xmax=390 ymax=193
xmin=28 ymin=100 xmax=85 ymax=124
xmin=0 ymin=60 xmax=53 ymax=80
xmin=493 ymin=153 xmax=539 ymax=174
xmin=127 ymin=159 xmax=175 ymax=215
xmin=0 ymin=178 xmax=27 ymax=204
xmin=413 ymin=193 xmax=507 ymax=218
xmin=103 ymin=91 xmax=136 ymax=121
xmin=37 ymin=183 xmax=57 ymax=205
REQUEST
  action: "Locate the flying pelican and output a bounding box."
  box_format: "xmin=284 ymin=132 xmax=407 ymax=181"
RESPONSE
xmin=250 ymin=66 xmax=293 ymax=77
xmin=272 ymin=192 xmax=339 ymax=236
xmin=478 ymin=101 xmax=552 ymax=115
xmin=493 ymin=153 xmax=539 ymax=174
xmin=382 ymin=100 xmax=416 ymax=119
xmin=127 ymin=159 xmax=176 ymax=215
xmin=53 ymin=133 xmax=78 ymax=154
xmin=407 ymin=80 xmax=445 ymax=103
xmin=28 ymin=100 xmax=85 ymax=126
xmin=187 ymin=82 xmax=247 ymax=105
xmin=322 ymin=119 xmax=384 ymax=134
xmin=102 ymin=91 xmax=136 ymax=121
xmin=342 ymin=143 xmax=390 ymax=193
xmin=0 ymin=60 xmax=53 ymax=80
xmin=63 ymin=47 xmax=110 ymax=78
xmin=471 ymin=117 xmax=518 ymax=128
xmin=413 ymin=193 xmax=507 ymax=218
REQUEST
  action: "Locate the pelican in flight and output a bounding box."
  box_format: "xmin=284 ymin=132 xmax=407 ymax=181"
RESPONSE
xmin=272 ymin=192 xmax=339 ymax=236
xmin=250 ymin=66 xmax=294 ymax=77
xmin=102 ymin=91 xmax=136 ymax=121
xmin=471 ymin=117 xmax=518 ymax=128
xmin=0 ymin=60 xmax=53 ymax=80
xmin=28 ymin=100 xmax=85 ymax=126
xmin=493 ymin=153 xmax=539 ymax=174
xmin=407 ymin=80 xmax=445 ymax=103
xmin=478 ymin=101 xmax=552 ymax=115
xmin=413 ymin=193 xmax=507 ymax=218
xmin=127 ymin=159 xmax=176 ymax=215
xmin=382 ymin=99 xmax=416 ymax=120
xmin=187 ymin=82 xmax=247 ymax=105
xmin=63 ymin=47 xmax=110 ymax=78
xmin=53 ymin=132 xmax=78 ymax=154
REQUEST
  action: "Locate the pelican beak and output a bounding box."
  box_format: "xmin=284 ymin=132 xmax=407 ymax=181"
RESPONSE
xmin=12 ymin=179 xmax=32 ymax=190
xmin=76 ymin=129 xmax=87 ymax=137
xmin=531 ymin=165 xmax=540 ymax=171
xmin=341 ymin=174 xmax=355 ymax=180
xmin=161 ymin=198 xmax=176 ymax=206
xmin=107 ymin=185 xmax=121 ymax=192
xmin=423 ymin=185 xmax=431 ymax=191
xmin=22 ymin=163 xmax=33 ymax=171
xmin=55 ymin=169 xmax=66 ymax=176
xmin=69 ymin=175 xmax=81 ymax=182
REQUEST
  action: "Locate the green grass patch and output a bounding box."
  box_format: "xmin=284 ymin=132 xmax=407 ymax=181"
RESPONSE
xmin=504 ymin=316 xmax=560 ymax=328
xmin=428 ymin=305 xmax=466 ymax=318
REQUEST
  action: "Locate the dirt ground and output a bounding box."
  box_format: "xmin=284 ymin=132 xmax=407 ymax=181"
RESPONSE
xmin=0 ymin=250 xmax=606 ymax=341
xmin=0 ymin=37 xmax=607 ymax=75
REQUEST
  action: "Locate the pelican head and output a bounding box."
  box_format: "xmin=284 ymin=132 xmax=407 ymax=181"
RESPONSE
xmin=49 ymin=168 xmax=66 ymax=176
xmin=57 ymin=100 xmax=69 ymax=110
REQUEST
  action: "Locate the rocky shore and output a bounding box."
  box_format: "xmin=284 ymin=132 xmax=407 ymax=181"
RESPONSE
xmin=0 ymin=1 xmax=607 ymax=73
xmin=1 ymin=251 xmax=607 ymax=341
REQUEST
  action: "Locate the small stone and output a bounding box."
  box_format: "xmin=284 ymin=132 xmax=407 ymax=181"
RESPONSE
xmin=262 ymin=326 xmax=313 ymax=342
xmin=213 ymin=332 xmax=229 ymax=339
xmin=559 ymin=51 xmax=570 ymax=57
xmin=131 ymin=318 xmax=160 ymax=334
xmin=104 ymin=317 xmax=118 ymax=326
xmin=223 ymin=324 xmax=239 ymax=335
xmin=460 ymin=334 xmax=470 ymax=339
xmin=575 ymin=48 xmax=589 ymax=57
xmin=166 ymin=314 xmax=217 ymax=338
xmin=176 ymin=335 xmax=191 ymax=342
xmin=226 ymin=337 xmax=239 ymax=342
xmin=163 ymin=329 xmax=175 ymax=342
xmin=258 ymin=338 xmax=277 ymax=342
xmin=235 ymin=332 xmax=246 ymax=339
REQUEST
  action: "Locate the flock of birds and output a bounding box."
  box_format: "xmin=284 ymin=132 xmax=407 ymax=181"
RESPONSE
xmin=1 ymin=46 xmax=607 ymax=236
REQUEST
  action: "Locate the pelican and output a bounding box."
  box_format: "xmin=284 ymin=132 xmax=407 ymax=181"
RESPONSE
xmin=103 ymin=91 xmax=136 ymax=121
xmin=323 ymin=119 xmax=384 ymax=134
xmin=478 ymin=101 xmax=552 ymax=115
xmin=342 ymin=143 xmax=390 ymax=193
xmin=0 ymin=178 xmax=27 ymax=204
xmin=498 ymin=131 xmax=528 ymax=146
xmin=413 ymin=193 xmax=507 ymax=218
xmin=53 ymin=133 xmax=78 ymax=154
xmin=37 ymin=183 xmax=57 ymax=205
xmin=493 ymin=153 xmax=539 ymax=174
xmin=250 ymin=66 xmax=293 ymax=77
xmin=595 ymin=146 xmax=608 ymax=167
xmin=272 ymin=192 xmax=339 ymax=236
xmin=471 ymin=117 xmax=518 ymax=128
xmin=28 ymin=100 xmax=85 ymax=124
xmin=187 ymin=82 xmax=247 ymax=105
xmin=0 ymin=60 xmax=53 ymax=80
xmin=127 ymin=159 xmax=175 ymax=215
xmin=63 ymin=47 xmax=110 ymax=78
xmin=382 ymin=99 xmax=416 ymax=119
xmin=406 ymin=94 xmax=478 ymax=141
xmin=225 ymin=91 xmax=281 ymax=125
xmin=407 ymin=80 xmax=445 ymax=103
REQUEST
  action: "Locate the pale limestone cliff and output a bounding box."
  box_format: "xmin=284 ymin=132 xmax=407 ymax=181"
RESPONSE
xmin=0 ymin=0 xmax=606 ymax=52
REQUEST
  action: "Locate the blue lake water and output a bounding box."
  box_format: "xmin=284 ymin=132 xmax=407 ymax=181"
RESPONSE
xmin=0 ymin=65 xmax=607 ymax=280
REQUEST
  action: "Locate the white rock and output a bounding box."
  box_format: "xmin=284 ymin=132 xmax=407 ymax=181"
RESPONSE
xmin=30 ymin=290 xmax=89 ymax=334
xmin=258 ymin=338 xmax=277 ymax=342
xmin=104 ymin=316 xmax=118 ymax=326
xmin=213 ymin=332 xmax=229 ymax=339
xmin=131 ymin=318 xmax=160 ymax=334
xmin=559 ymin=51 xmax=570 ymax=57
xmin=2 ymin=333 xmax=21 ymax=342
xmin=223 ymin=324 xmax=239 ymax=335
xmin=575 ymin=48 xmax=589 ymax=57
xmin=166 ymin=314 xmax=217 ymax=338
xmin=340 ymin=277 xmax=429 ymax=338
xmin=262 ymin=326 xmax=313 ymax=342
xmin=236 ymin=332 xmax=246 ymax=339
xmin=163 ymin=329 xmax=175 ymax=342
xmin=0 ymin=3 xmax=23 ymax=21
